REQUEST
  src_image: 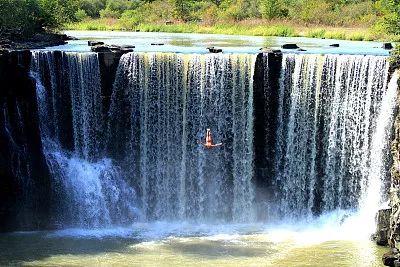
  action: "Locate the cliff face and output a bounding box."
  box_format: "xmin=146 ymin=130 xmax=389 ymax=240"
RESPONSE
xmin=0 ymin=51 xmax=51 ymax=231
xmin=0 ymin=50 xmax=125 ymax=232
xmin=389 ymin=75 xmax=400 ymax=248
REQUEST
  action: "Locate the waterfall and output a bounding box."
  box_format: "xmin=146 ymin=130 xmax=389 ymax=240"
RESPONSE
xmin=28 ymin=50 xmax=396 ymax=229
xmin=273 ymin=54 xmax=393 ymax=219
xmin=108 ymin=52 xmax=256 ymax=222
xmin=31 ymin=51 xmax=139 ymax=228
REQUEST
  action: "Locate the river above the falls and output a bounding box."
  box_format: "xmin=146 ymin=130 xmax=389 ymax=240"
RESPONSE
xmin=0 ymin=220 xmax=386 ymax=267
xmin=45 ymin=30 xmax=391 ymax=55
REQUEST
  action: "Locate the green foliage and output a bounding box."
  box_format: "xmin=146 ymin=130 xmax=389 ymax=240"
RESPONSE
xmin=260 ymin=0 xmax=288 ymax=19
xmin=99 ymin=0 xmax=134 ymax=18
xmin=374 ymin=0 xmax=400 ymax=35
xmin=75 ymin=9 xmax=89 ymax=21
xmin=389 ymin=44 xmax=400 ymax=66
xmin=219 ymin=0 xmax=260 ymax=21
xmin=77 ymin=0 xmax=106 ymax=18
xmin=2 ymin=0 xmax=400 ymax=39
xmin=0 ymin=0 xmax=77 ymax=36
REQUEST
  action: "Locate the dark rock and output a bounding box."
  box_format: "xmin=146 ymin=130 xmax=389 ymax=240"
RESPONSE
xmin=121 ymin=45 xmax=135 ymax=49
xmin=91 ymin=44 xmax=133 ymax=53
xmin=151 ymin=43 xmax=165 ymax=46
xmin=0 ymin=51 xmax=52 ymax=232
xmin=88 ymin=41 xmax=104 ymax=46
xmin=376 ymin=208 xmax=391 ymax=246
xmin=281 ymin=43 xmax=299 ymax=49
xmin=383 ymin=43 xmax=394 ymax=50
xmin=0 ymin=32 xmax=69 ymax=50
xmin=0 ymin=44 xmax=11 ymax=49
xmin=330 ymin=44 xmax=340 ymax=47
xmin=383 ymin=250 xmax=399 ymax=266
xmin=253 ymin=52 xmax=283 ymax=207
xmin=207 ymin=47 xmax=223 ymax=53
xmin=297 ymin=48 xmax=307 ymax=52
xmin=260 ymin=48 xmax=282 ymax=54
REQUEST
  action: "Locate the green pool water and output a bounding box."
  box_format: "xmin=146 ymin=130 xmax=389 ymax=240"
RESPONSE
xmin=0 ymin=223 xmax=387 ymax=267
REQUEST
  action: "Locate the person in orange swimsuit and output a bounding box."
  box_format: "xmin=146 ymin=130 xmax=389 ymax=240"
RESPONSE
xmin=200 ymin=129 xmax=222 ymax=149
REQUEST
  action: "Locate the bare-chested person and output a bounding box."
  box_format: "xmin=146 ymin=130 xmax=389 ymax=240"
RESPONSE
xmin=199 ymin=129 xmax=222 ymax=149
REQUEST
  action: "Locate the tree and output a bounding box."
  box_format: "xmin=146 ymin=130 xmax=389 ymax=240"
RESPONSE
xmin=260 ymin=0 xmax=288 ymax=19
xmin=374 ymin=0 xmax=400 ymax=34
xmin=173 ymin=0 xmax=196 ymax=21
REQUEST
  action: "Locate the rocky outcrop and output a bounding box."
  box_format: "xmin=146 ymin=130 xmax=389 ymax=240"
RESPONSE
xmin=376 ymin=208 xmax=391 ymax=246
xmin=383 ymin=55 xmax=400 ymax=265
xmin=383 ymin=248 xmax=400 ymax=267
xmin=253 ymin=51 xmax=282 ymax=219
xmin=91 ymin=44 xmax=134 ymax=53
xmin=389 ymin=85 xmax=400 ymax=249
xmin=0 ymin=31 xmax=71 ymax=50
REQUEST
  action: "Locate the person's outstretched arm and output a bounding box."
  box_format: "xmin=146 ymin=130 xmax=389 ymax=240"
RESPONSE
xmin=211 ymin=143 xmax=223 ymax=147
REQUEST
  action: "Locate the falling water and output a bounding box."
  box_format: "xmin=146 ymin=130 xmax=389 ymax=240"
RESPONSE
xmin=108 ymin=52 xmax=256 ymax=222
xmin=31 ymin=51 xmax=139 ymax=228
xmin=274 ymin=54 xmax=393 ymax=220
xmin=28 ymin=50 xmax=396 ymax=229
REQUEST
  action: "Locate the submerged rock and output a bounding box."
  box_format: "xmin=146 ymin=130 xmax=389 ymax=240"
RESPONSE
xmin=330 ymin=44 xmax=340 ymax=47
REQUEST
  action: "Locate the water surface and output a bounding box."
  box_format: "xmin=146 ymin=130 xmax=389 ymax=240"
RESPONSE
xmin=46 ymin=30 xmax=391 ymax=55
xmin=0 ymin=222 xmax=386 ymax=267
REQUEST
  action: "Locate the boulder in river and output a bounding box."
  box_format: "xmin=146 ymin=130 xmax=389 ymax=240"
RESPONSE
xmin=207 ymin=47 xmax=223 ymax=53
xmin=88 ymin=41 xmax=104 ymax=46
xmin=383 ymin=43 xmax=394 ymax=50
xmin=330 ymin=44 xmax=340 ymax=47
xmin=91 ymin=44 xmax=134 ymax=53
xmin=281 ymin=43 xmax=299 ymax=49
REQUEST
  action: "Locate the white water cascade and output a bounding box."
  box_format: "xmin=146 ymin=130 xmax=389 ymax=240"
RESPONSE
xmin=28 ymin=50 xmax=397 ymax=231
xmin=274 ymin=54 xmax=395 ymax=222
xmin=108 ymin=52 xmax=256 ymax=222
xmin=31 ymin=51 xmax=139 ymax=228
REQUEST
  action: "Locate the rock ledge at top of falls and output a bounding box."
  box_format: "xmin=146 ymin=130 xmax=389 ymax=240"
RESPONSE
xmin=0 ymin=31 xmax=73 ymax=50
xmin=90 ymin=44 xmax=135 ymax=53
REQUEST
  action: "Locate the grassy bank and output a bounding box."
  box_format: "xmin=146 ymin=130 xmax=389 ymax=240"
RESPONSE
xmin=65 ymin=18 xmax=400 ymax=42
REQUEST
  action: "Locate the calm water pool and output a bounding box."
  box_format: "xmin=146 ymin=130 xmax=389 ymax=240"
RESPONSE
xmin=43 ymin=30 xmax=392 ymax=55
xmin=0 ymin=222 xmax=387 ymax=267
